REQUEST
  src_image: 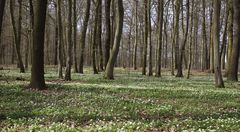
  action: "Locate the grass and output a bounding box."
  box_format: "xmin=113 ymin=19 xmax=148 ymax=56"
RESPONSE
xmin=0 ymin=66 xmax=240 ymax=131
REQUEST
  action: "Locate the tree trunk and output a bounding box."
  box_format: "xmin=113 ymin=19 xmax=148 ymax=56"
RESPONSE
xmin=226 ymin=0 xmax=233 ymax=76
xmin=29 ymin=0 xmax=47 ymax=90
xmin=156 ymin=0 xmax=164 ymax=77
xmin=10 ymin=0 xmax=25 ymax=73
xmin=133 ymin=0 xmax=138 ymax=70
xmin=105 ymin=0 xmax=111 ymax=68
xmin=142 ymin=0 xmax=148 ymax=75
xmin=213 ymin=0 xmax=224 ymax=88
xmin=104 ymin=0 xmax=124 ymax=79
xmin=79 ymin=0 xmax=91 ymax=74
xmin=92 ymin=0 xmax=100 ymax=74
xmin=147 ymin=0 xmax=153 ymax=76
xmin=201 ymin=0 xmax=208 ymax=71
xmin=227 ymin=0 xmax=240 ymax=81
xmin=97 ymin=0 xmax=104 ymax=71
xmin=176 ymin=0 xmax=189 ymax=77
xmin=65 ymin=0 xmax=73 ymax=81
xmin=0 ymin=0 xmax=6 ymax=41
xmin=73 ymin=0 xmax=78 ymax=73
xmin=57 ymin=0 xmax=63 ymax=79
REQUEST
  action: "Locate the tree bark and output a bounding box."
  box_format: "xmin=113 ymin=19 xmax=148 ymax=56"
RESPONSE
xmin=29 ymin=0 xmax=47 ymax=89
xmin=227 ymin=0 xmax=240 ymax=81
xmin=10 ymin=0 xmax=25 ymax=73
xmin=104 ymin=0 xmax=111 ymax=68
xmin=156 ymin=0 xmax=164 ymax=77
xmin=57 ymin=0 xmax=63 ymax=79
xmin=213 ymin=0 xmax=224 ymax=88
xmin=104 ymin=0 xmax=124 ymax=79
xmin=176 ymin=0 xmax=189 ymax=77
xmin=65 ymin=0 xmax=73 ymax=81
xmin=0 ymin=0 xmax=6 ymax=41
xmin=79 ymin=0 xmax=91 ymax=74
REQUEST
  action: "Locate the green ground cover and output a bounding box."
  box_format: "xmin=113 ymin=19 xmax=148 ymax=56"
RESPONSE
xmin=0 ymin=67 xmax=240 ymax=131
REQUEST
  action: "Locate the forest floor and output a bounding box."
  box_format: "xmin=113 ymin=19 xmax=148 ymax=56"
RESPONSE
xmin=0 ymin=67 xmax=240 ymax=131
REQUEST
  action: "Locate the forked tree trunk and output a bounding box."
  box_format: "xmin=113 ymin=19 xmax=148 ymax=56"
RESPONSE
xmin=104 ymin=0 xmax=124 ymax=79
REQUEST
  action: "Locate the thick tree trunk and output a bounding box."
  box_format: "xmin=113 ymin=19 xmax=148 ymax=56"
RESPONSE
xmin=29 ymin=0 xmax=47 ymax=89
xmin=213 ymin=0 xmax=224 ymax=88
xmin=104 ymin=0 xmax=124 ymax=79
xmin=0 ymin=0 xmax=6 ymax=41
xmin=65 ymin=0 xmax=73 ymax=81
xmin=227 ymin=0 xmax=240 ymax=81
xmin=79 ymin=0 xmax=91 ymax=74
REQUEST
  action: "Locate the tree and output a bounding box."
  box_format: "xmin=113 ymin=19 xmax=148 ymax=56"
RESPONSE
xmin=65 ymin=0 xmax=73 ymax=81
xmin=10 ymin=0 xmax=25 ymax=73
xmin=79 ymin=0 xmax=91 ymax=74
xmin=73 ymin=0 xmax=78 ymax=73
xmin=213 ymin=0 xmax=224 ymax=88
xmin=133 ymin=0 xmax=138 ymax=70
xmin=227 ymin=0 xmax=240 ymax=81
xmin=104 ymin=0 xmax=111 ymax=68
xmin=29 ymin=0 xmax=48 ymax=89
xmin=176 ymin=0 xmax=190 ymax=77
xmin=104 ymin=0 xmax=124 ymax=79
xmin=201 ymin=0 xmax=208 ymax=71
xmin=0 ymin=0 xmax=6 ymax=40
xmin=57 ymin=0 xmax=63 ymax=79
xmin=156 ymin=0 xmax=164 ymax=77
xmin=92 ymin=0 xmax=100 ymax=74
xmin=147 ymin=0 xmax=152 ymax=76
xmin=142 ymin=0 xmax=148 ymax=75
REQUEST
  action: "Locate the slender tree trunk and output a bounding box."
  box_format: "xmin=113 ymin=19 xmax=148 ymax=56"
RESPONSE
xmin=73 ymin=0 xmax=78 ymax=73
xmin=156 ymin=0 xmax=164 ymax=77
xmin=226 ymin=0 xmax=233 ymax=76
xmin=187 ymin=0 xmax=194 ymax=79
xmin=105 ymin=0 xmax=111 ymax=68
xmin=147 ymin=0 xmax=152 ymax=76
xmin=142 ymin=0 xmax=148 ymax=75
xmin=176 ymin=0 xmax=189 ymax=77
xmin=92 ymin=0 xmax=100 ymax=74
xmin=57 ymin=0 xmax=63 ymax=79
xmin=79 ymin=0 xmax=91 ymax=74
xmin=104 ymin=0 xmax=124 ymax=79
xmin=133 ymin=0 xmax=138 ymax=70
xmin=65 ymin=0 xmax=73 ymax=81
xmin=29 ymin=0 xmax=47 ymax=90
xmin=10 ymin=0 xmax=25 ymax=73
xmin=201 ymin=0 xmax=208 ymax=71
xmin=213 ymin=0 xmax=224 ymax=88
xmin=228 ymin=0 xmax=240 ymax=81
xmin=97 ymin=0 xmax=104 ymax=71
